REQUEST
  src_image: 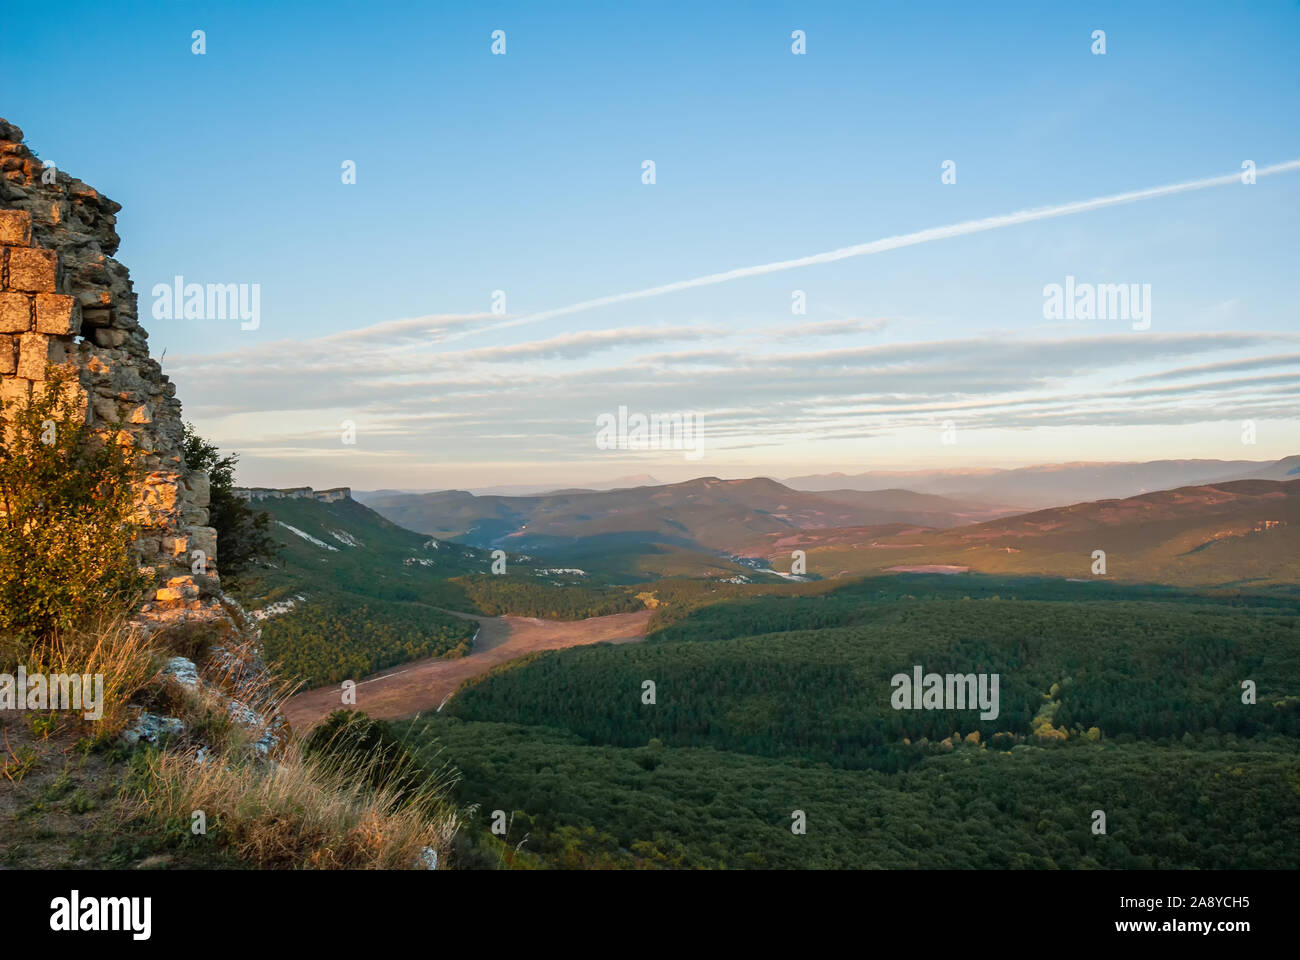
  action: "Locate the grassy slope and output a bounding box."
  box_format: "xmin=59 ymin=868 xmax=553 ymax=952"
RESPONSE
xmin=0 ymin=724 xmax=242 ymax=869
xmin=237 ymin=496 xmax=490 ymax=610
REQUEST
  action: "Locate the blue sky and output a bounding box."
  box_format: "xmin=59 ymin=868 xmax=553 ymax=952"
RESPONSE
xmin=4 ymin=1 xmax=1298 ymax=488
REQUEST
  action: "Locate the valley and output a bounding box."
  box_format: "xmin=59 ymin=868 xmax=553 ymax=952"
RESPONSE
xmin=228 ymin=460 xmax=1300 ymax=870
xmin=405 ymin=574 xmax=1300 ymax=869
xmin=281 ymin=607 xmax=653 ymax=731
xmin=5 ymin=1 xmax=1296 ymax=908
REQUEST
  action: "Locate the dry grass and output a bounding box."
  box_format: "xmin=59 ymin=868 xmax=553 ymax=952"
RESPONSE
xmin=138 ymin=741 xmax=458 ymax=869
xmin=26 ymin=612 xmax=159 ymax=737
xmin=12 ymin=600 xmax=462 ymax=869
xmin=150 ymin=625 xmax=300 ymax=762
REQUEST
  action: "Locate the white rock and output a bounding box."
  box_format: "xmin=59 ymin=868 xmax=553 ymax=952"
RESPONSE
xmin=122 ymin=712 xmax=185 ymax=745
xmin=275 ymin=521 xmax=339 ymax=551
xmin=162 ymin=656 xmax=200 ymax=688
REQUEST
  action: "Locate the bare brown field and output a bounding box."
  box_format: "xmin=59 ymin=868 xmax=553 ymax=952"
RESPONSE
xmin=280 ymin=608 xmax=653 ymax=732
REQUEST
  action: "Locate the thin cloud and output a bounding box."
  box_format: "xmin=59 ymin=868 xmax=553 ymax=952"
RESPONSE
xmin=767 ymin=317 xmax=889 ymax=340
xmin=455 ymin=325 xmax=718 ymax=362
xmin=450 ymin=160 xmax=1300 ymax=341
xmin=317 ymin=313 xmax=492 ymax=345
xmin=1125 ymin=353 xmax=1300 ymax=384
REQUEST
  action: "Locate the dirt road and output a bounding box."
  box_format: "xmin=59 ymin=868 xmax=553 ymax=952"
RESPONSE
xmin=280 ymin=608 xmax=653 ymax=732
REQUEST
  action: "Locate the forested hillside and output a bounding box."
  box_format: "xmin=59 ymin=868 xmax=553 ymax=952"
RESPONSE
xmin=410 ymin=719 xmax=1300 ymax=870
xmin=234 ymin=495 xmax=491 ymax=610
xmin=404 ymin=575 xmax=1300 ymax=868
xmin=235 ymin=495 xmax=651 ymax=688
xmin=260 ymin=597 xmax=475 ymax=687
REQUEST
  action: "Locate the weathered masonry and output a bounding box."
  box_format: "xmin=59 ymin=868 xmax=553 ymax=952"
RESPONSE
xmin=0 ymin=118 xmax=218 ymax=625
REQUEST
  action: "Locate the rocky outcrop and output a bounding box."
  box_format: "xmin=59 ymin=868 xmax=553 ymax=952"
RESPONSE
xmin=234 ymin=486 xmax=352 ymax=503
xmin=0 ymin=117 xmax=217 ymax=621
xmin=1 ymin=117 xmax=285 ymax=754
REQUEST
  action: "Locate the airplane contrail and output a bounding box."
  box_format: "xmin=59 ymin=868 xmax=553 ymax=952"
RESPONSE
xmin=452 ymin=159 xmax=1299 ymax=341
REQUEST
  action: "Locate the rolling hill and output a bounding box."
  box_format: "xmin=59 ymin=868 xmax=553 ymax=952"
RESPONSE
xmin=785 ymin=457 xmax=1287 ymax=508
xmin=1216 ymin=454 xmax=1300 ymax=483
xmin=362 ymin=477 xmax=1019 ymax=560
xmin=232 ymin=491 xmax=491 ymax=613
xmin=773 ymin=477 xmax=1300 ymax=586
xmin=228 ymin=491 xmax=647 ymax=686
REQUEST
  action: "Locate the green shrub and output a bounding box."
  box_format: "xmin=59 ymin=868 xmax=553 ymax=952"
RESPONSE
xmin=0 ymin=366 xmax=144 ymax=652
xmin=181 ymin=423 xmax=279 ymax=587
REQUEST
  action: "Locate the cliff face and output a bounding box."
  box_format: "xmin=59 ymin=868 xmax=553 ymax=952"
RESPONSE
xmin=0 ymin=118 xmax=218 ymax=630
xmin=235 ymin=486 xmax=353 ymax=503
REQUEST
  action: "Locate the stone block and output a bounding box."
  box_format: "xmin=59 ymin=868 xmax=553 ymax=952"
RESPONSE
xmin=0 ymin=291 xmax=29 ymax=332
xmin=186 ymin=472 xmax=211 ymax=508
xmin=80 ymin=306 xmax=113 ymax=327
xmin=188 ymin=525 xmax=218 ymax=559
xmin=60 ymin=378 xmax=87 ymax=420
xmin=91 ymin=396 xmax=118 ymax=423
xmin=165 ymin=575 xmax=200 ymax=598
xmin=16 ymin=332 xmax=53 ymax=380
xmin=1 ymin=376 xmax=30 ymax=412
xmin=34 ymin=293 xmax=79 ymax=335
xmin=5 ymin=246 xmax=56 ymax=292
xmin=78 ymin=288 xmax=113 ymax=309
xmin=92 ymin=327 xmax=126 ymax=348
xmin=0 ymin=209 xmax=32 ymax=246
xmin=180 ymin=500 xmax=208 ymax=524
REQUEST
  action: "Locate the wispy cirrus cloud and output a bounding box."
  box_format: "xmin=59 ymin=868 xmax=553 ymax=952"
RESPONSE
xmin=454 ymin=325 xmax=721 ymax=362
xmin=765 ymin=317 xmax=889 ymax=340
xmin=443 ymin=159 xmax=1300 ymax=342
xmin=170 ymin=317 xmax=1300 ymax=472
xmin=317 ymin=313 xmax=492 ymax=346
xmin=1123 ymin=353 xmax=1300 ymax=384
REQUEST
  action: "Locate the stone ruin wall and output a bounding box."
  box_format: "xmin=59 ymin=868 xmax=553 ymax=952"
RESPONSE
xmin=0 ymin=117 xmax=219 ymax=624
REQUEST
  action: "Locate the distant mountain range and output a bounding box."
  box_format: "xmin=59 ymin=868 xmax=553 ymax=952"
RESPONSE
xmin=361 ymin=476 xmax=1021 ymax=557
xmin=355 ymin=474 xmax=663 ymax=501
xmin=469 ymin=474 xmax=663 ymax=497
xmin=308 ymin=456 xmax=1300 ymax=586
xmin=783 ymin=456 xmax=1297 ymax=507
xmin=354 ymin=457 xmax=1299 ymax=514
xmin=773 ymin=477 xmax=1300 ymax=586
